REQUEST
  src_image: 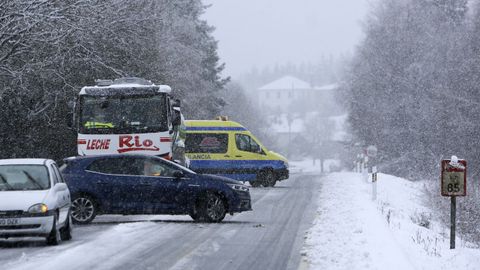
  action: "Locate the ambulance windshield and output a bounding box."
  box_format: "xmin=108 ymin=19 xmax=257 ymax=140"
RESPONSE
xmin=79 ymin=94 xmax=168 ymax=134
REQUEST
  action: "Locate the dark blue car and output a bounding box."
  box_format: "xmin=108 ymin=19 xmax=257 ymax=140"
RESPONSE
xmin=60 ymin=154 xmax=251 ymax=224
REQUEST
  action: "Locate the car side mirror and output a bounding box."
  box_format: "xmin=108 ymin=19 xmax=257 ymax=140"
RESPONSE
xmin=54 ymin=183 xmax=67 ymax=192
xmin=173 ymin=170 xmax=184 ymax=179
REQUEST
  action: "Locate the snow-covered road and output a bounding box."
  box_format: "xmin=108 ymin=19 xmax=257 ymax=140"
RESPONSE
xmin=4 ymin=169 xmax=480 ymax=270
xmin=0 ymin=173 xmax=321 ymax=270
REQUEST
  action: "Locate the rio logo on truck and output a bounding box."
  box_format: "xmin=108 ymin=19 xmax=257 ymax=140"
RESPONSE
xmin=78 ymin=135 xmax=172 ymax=154
xmin=74 ymin=77 xmax=184 ymax=163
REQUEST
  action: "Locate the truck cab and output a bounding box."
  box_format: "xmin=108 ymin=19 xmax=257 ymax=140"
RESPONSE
xmin=74 ymin=77 xmax=185 ymax=165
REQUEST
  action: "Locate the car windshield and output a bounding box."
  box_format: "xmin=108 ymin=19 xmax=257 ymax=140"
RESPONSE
xmin=0 ymin=165 xmax=50 ymax=191
xmin=79 ymin=94 xmax=168 ymax=134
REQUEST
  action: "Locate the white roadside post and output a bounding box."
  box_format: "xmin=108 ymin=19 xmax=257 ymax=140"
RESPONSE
xmin=356 ymin=154 xmax=361 ymax=173
xmin=354 ymin=154 xmax=360 ymax=173
xmin=366 ymin=145 xmax=378 ymax=181
xmin=360 ymin=153 xmax=364 ymax=172
xmin=372 ymin=166 xmax=378 ymax=201
xmin=441 ymin=156 xmax=467 ymax=250
xmin=364 ymin=155 xmax=368 ymax=172
xmin=363 ymin=155 xmax=369 ymax=182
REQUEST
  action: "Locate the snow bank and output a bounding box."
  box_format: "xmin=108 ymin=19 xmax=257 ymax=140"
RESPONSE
xmin=290 ymin=159 xmax=341 ymax=175
xmin=303 ymin=172 xmax=480 ymax=270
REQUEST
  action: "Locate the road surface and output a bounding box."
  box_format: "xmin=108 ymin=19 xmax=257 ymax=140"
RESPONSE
xmin=0 ymin=173 xmax=321 ymax=270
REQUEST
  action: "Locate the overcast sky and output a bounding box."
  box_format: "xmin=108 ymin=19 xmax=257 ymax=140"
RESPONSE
xmin=202 ymin=0 xmax=371 ymax=78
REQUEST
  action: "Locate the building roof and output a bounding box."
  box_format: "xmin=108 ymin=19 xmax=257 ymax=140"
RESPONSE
xmin=259 ymin=76 xmax=312 ymax=90
xmin=258 ymin=76 xmax=339 ymax=92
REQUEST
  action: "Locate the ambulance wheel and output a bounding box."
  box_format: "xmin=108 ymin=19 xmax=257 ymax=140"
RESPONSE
xmin=260 ymin=170 xmax=276 ymax=187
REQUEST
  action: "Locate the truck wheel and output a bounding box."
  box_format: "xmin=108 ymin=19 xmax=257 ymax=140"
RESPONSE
xmin=71 ymin=195 xmax=97 ymax=224
xmin=197 ymin=192 xmax=226 ymax=222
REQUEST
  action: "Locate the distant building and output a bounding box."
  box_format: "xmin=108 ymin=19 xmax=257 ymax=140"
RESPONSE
xmin=270 ymin=112 xmax=349 ymax=157
xmin=257 ymin=75 xmax=338 ymax=113
xmin=256 ymin=75 xmax=347 ymax=164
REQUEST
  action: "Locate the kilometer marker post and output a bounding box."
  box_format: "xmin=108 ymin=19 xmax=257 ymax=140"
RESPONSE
xmin=441 ymin=156 xmax=467 ymax=250
xmin=450 ymin=196 xmax=456 ymax=249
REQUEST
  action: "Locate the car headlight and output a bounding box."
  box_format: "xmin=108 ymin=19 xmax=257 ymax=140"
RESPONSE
xmin=227 ymin=183 xmax=249 ymax=192
xmin=28 ymin=203 xmax=48 ymax=214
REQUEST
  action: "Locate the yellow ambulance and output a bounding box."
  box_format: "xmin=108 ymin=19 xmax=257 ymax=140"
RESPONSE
xmin=185 ymin=120 xmax=289 ymax=187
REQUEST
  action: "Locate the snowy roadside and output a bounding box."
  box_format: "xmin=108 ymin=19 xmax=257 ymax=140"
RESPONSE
xmin=302 ymin=172 xmax=480 ymax=270
xmin=289 ymin=159 xmax=341 ymax=175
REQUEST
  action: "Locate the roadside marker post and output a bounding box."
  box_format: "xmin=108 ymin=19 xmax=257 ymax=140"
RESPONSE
xmin=356 ymin=154 xmax=361 ymax=173
xmin=363 ymin=155 xmax=369 ymax=182
xmin=372 ymin=166 xmax=378 ymax=201
xmin=441 ymin=156 xmax=467 ymax=249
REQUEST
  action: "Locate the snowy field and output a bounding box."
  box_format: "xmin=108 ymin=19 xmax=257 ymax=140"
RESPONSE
xmin=302 ymin=171 xmax=480 ymax=270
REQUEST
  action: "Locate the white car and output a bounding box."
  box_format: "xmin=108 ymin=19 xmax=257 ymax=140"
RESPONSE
xmin=0 ymin=159 xmax=72 ymax=245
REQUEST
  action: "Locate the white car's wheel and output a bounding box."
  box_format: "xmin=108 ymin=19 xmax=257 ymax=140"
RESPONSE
xmin=60 ymin=214 xmax=73 ymax=241
xmin=46 ymin=215 xmax=60 ymax=246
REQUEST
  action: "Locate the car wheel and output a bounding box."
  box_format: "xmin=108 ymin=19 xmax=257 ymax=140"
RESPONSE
xmin=71 ymin=195 xmax=97 ymax=224
xmin=260 ymin=170 xmax=276 ymax=187
xmin=46 ymin=215 xmax=60 ymax=246
xmin=60 ymin=214 xmax=73 ymax=241
xmin=197 ymin=192 xmax=227 ymax=223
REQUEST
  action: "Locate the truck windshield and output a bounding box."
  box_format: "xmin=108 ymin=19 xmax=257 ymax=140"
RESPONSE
xmin=79 ymin=94 xmax=168 ymax=134
xmin=0 ymin=165 xmax=50 ymax=191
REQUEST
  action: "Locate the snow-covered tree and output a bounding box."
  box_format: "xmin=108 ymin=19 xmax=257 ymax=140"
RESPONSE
xmin=0 ymin=0 xmax=227 ymax=160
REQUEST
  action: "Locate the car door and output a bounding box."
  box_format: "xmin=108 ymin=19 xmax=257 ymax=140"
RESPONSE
xmin=50 ymin=163 xmax=71 ymax=225
xmin=86 ymin=157 xmax=153 ymax=214
xmin=141 ymin=158 xmax=187 ymax=212
xmin=234 ymin=133 xmax=267 ymax=176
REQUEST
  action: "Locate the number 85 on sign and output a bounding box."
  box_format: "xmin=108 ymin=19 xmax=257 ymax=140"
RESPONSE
xmin=441 ymin=159 xmax=467 ymax=197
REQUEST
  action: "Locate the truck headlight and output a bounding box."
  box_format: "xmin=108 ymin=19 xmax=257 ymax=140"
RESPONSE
xmin=28 ymin=203 xmax=48 ymax=214
xmin=227 ymin=183 xmax=249 ymax=192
